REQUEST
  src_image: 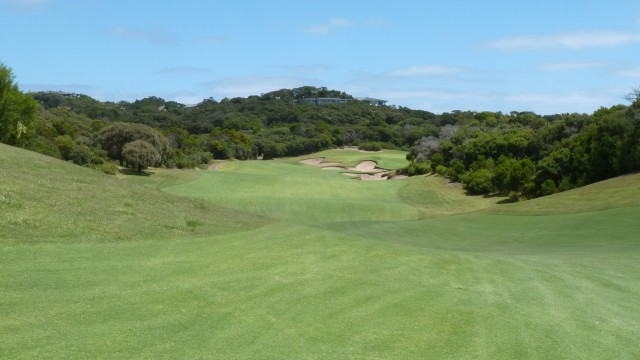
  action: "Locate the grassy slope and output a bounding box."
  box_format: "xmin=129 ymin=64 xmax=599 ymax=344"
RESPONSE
xmin=2 ymin=145 xmax=639 ymax=359
xmin=485 ymin=172 xmax=640 ymax=215
xmin=0 ymin=143 xmax=269 ymax=243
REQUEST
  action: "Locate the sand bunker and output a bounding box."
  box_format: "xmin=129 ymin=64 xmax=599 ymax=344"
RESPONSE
xmin=348 ymin=160 xmax=388 ymax=173
xmin=342 ymin=172 xmax=389 ymax=181
xmin=300 ymin=157 xmax=326 ymax=166
xmin=389 ymin=175 xmax=408 ymax=180
xmin=301 ymin=157 xmax=405 ymax=180
xmin=299 ymin=158 xmax=343 ymax=168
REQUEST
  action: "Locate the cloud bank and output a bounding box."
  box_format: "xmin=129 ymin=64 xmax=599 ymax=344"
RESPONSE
xmin=487 ymin=31 xmax=640 ymax=50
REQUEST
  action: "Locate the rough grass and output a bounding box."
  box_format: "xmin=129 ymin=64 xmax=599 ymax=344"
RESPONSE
xmin=0 ymin=143 xmax=270 ymax=243
xmin=398 ymin=174 xmax=503 ymax=218
xmin=1 ymin=144 xmax=639 ymax=359
xmin=485 ymin=172 xmax=640 ymax=215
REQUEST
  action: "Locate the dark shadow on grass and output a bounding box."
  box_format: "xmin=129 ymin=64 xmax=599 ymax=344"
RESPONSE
xmin=496 ymin=197 xmax=518 ymax=204
xmin=120 ymin=168 xmax=154 ymax=177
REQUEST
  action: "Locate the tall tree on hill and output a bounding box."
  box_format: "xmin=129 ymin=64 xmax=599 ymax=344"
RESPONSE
xmin=0 ymin=63 xmax=37 ymax=146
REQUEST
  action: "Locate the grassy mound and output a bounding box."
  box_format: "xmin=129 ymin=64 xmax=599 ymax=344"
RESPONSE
xmin=486 ymin=172 xmax=640 ymax=215
xmin=0 ymin=143 xmax=270 ymax=243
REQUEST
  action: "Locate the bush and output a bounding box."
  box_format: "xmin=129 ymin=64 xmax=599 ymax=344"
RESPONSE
xmin=122 ymin=140 xmax=161 ymax=171
xmin=358 ymin=142 xmax=383 ymax=151
xmin=94 ymin=161 xmax=118 ymax=175
xmin=435 ymin=165 xmax=449 ymax=177
xmin=462 ymin=169 xmax=495 ymax=195
xmin=539 ymin=179 xmax=558 ymax=196
xmin=405 ymin=161 xmax=432 ymax=176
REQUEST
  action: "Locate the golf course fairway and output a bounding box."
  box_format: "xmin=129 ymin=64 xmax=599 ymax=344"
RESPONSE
xmin=1 ymin=144 xmax=639 ymax=358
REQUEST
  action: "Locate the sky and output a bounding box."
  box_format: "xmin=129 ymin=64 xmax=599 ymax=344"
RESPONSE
xmin=2 ymin=0 xmax=640 ymax=115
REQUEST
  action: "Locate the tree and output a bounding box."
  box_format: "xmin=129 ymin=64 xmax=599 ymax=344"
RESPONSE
xmin=462 ymin=168 xmax=495 ymax=195
xmin=0 ymin=63 xmax=38 ymax=146
xmin=122 ymin=140 xmax=161 ymax=172
xmin=100 ymin=122 xmax=168 ymax=163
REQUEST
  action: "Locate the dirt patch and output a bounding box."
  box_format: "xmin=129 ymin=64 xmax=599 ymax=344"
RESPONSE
xmin=208 ymin=164 xmax=218 ymax=171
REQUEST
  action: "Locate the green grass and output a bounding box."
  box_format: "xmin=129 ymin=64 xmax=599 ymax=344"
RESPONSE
xmin=1 ymin=144 xmax=639 ymax=359
xmin=0 ymin=143 xmax=270 ymax=243
xmin=290 ymin=147 xmax=410 ymax=169
xmin=485 ymin=172 xmax=640 ymax=215
xmin=163 ymin=160 xmax=420 ymax=224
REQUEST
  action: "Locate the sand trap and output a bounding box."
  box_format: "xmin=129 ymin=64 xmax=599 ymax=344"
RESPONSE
xmin=349 ymin=160 xmax=385 ymax=172
xmin=341 ymin=171 xmax=407 ymax=181
xmin=389 ymin=175 xmax=409 ymax=180
xmin=302 ymin=158 xmax=401 ymax=180
xmin=359 ymin=173 xmax=389 ymax=181
xmin=300 ymin=157 xmax=325 ymax=166
xmin=342 ymin=172 xmax=390 ymax=181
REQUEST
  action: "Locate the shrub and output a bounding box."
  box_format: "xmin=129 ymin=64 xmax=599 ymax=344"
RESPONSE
xmin=94 ymin=161 xmax=118 ymax=175
xmin=122 ymin=140 xmax=161 ymax=171
xmin=539 ymin=179 xmax=558 ymax=196
xmin=462 ymin=169 xmax=495 ymax=195
xmin=358 ymin=142 xmax=383 ymax=151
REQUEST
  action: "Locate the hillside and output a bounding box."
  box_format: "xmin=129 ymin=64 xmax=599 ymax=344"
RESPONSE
xmin=0 ymin=143 xmax=270 ymax=243
xmin=485 ymin=172 xmax=640 ymax=215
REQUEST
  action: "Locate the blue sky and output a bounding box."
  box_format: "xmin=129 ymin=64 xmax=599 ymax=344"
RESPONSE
xmin=2 ymin=0 xmax=640 ymax=114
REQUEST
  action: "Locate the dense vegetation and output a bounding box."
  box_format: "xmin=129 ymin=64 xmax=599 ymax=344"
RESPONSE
xmin=2 ymin=62 xmax=639 ymax=199
xmin=404 ymin=98 xmax=640 ymax=199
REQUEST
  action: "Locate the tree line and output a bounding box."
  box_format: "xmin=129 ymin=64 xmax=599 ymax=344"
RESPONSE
xmin=1 ymin=62 xmax=639 ymax=200
xmin=403 ymin=97 xmax=640 ymax=200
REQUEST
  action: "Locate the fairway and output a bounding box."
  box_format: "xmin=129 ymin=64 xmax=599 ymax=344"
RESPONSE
xmin=2 ymin=146 xmax=640 ymax=359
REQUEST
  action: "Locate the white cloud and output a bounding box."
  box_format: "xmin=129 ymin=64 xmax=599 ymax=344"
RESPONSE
xmin=112 ymin=26 xmax=179 ymax=47
xmin=387 ymin=65 xmax=465 ymax=77
xmin=1 ymin=0 xmax=48 ymax=10
xmin=536 ymin=61 xmax=608 ymax=71
xmin=505 ymin=92 xmax=607 ymax=114
xmin=204 ymin=76 xmax=319 ymax=98
xmin=487 ymin=31 xmax=640 ymax=51
xmin=616 ymin=66 xmax=640 ymax=77
xmin=304 ymin=18 xmax=354 ymax=35
xmin=363 ymin=18 xmax=389 ymax=27
xmin=9 ymin=0 xmax=47 ymax=5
